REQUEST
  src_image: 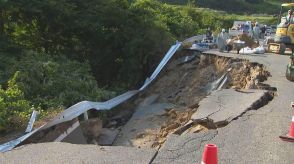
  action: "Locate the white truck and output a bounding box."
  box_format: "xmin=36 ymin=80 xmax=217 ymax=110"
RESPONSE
xmin=229 ymin=21 xmax=253 ymax=38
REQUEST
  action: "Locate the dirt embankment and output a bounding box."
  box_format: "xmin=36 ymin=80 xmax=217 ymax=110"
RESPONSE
xmin=205 ymin=54 xmax=271 ymax=90
xmin=11 ymin=51 xmax=272 ymax=150
xmin=142 ymin=54 xmax=271 ymax=108
xmin=135 ymin=53 xmax=272 ymax=149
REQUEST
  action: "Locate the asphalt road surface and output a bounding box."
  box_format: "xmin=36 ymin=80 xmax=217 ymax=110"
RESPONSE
xmin=1 ymin=50 xmax=293 ymax=164
xmin=154 ymin=50 xmax=294 ymax=164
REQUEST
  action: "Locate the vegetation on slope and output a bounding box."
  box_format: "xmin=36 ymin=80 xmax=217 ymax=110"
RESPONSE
xmin=161 ymin=0 xmax=292 ymax=14
xmin=0 ymin=0 xmax=274 ymax=132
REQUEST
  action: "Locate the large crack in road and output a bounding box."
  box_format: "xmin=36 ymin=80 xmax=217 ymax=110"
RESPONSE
xmin=111 ymin=52 xmax=276 ymax=151
xmin=7 ymin=50 xmax=277 ymax=164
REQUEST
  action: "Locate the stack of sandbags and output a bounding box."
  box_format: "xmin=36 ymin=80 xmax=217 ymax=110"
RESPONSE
xmin=240 ymin=46 xmax=265 ymax=54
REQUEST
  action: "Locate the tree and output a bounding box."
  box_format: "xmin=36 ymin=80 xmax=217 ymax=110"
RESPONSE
xmin=245 ymin=0 xmax=263 ymax=3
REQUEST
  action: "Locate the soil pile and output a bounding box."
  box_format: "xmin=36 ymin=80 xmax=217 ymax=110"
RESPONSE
xmin=231 ymin=34 xmax=259 ymax=48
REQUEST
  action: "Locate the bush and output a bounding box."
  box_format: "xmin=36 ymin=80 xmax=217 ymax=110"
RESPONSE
xmin=12 ymin=52 xmax=115 ymax=109
xmin=0 ymin=72 xmax=33 ymax=132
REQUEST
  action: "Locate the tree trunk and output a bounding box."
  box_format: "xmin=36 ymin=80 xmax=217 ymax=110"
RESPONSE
xmin=0 ymin=9 xmax=4 ymax=34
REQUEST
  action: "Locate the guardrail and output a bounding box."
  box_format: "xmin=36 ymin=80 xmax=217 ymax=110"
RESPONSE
xmin=0 ymin=42 xmax=182 ymax=152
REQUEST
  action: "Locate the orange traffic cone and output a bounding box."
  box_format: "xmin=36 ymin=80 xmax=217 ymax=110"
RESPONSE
xmin=279 ymin=115 xmax=294 ymax=142
xmin=201 ymin=144 xmax=218 ymax=164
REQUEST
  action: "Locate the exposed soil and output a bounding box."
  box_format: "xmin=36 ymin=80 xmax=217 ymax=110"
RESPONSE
xmin=117 ymin=52 xmax=273 ymax=150
xmin=151 ymin=108 xmax=198 ymax=149
xmin=3 ymin=51 xmax=274 ymax=151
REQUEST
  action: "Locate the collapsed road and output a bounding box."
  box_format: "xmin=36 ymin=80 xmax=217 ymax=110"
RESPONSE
xmin=153 ymin=50 xmax=294 ymax=164
xmin=0 ymin=47 xmax=294 ymax=163
xmin=113 ymin=52 xmax=274 ymax=150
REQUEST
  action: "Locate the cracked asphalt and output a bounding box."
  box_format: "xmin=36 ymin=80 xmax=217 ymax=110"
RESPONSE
xmin=191 ymin=89 xmax=270 ymax=126
xmin=152 ymin=51 xmax=294 ymax=164
xmin=1 ymin=51 xmax=293 ymax=164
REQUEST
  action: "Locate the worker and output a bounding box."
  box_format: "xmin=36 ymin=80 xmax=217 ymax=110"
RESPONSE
xmin=287 ymin=9 xmax=293 ymax=23
xmin=206 ymin=27 xmax=213 ymax=40
xmin=252 ymin=19 xmax=257 ymax=30
xmin=260 ymin=25 xmax=266 ymax=39
xmin=219 ymin=29 xmax=229 ymax=39
xmin=244 ymin=21 xmax=250 ymax=33
xmin=253 ymin=22 xmax=260 ymax=44
xmin=217 ymin=29 xmax=229 ymax=52
xmin=264 ymin=25 xmax=268 ymax=36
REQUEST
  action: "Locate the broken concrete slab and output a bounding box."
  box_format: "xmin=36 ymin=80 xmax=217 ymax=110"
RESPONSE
xmin=131 ymin=103 xmax=175 ymax=119
xmin=0 ymin=142 xmax=157 ymax=164
xmin=113 ymin=103 xmax=175 ymax=148
xmin=59 ymin=124 xmax=88 ymax=144
xmin=137 ymin=94 xmax=159 ymax=107
xmin=98 ymin=128 xmax=120 ymax=146
xmin=152 ymin=130 xmax=217 ymax=164
xmin=191 ymin=89 xmax=270 ymax=126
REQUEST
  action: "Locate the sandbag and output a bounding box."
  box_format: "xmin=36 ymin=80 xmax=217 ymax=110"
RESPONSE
xmin=253 ymin=46 xmax=265 ymax=54
xmin=240 ymin=46 xmax=265 ymax=54
xmin=239 ymin=46 xmax=254 ymax=54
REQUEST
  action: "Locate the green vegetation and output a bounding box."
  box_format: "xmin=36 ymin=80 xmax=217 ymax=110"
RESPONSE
xmin=12 ymin=52 xmax=116 ymax=109
xmin=0 ymin=0 xmax=275 ymax=132
xmin=0 ymin=72 xmax=32 ymax=132
xmin=161 ymin=0 xmax=288 ymax=14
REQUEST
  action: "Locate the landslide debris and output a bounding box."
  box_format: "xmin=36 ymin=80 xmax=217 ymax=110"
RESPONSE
xmin=16 ymin=51 xmax=273 ymax=150
xmin=113 ymin=52 xmax=273 ymax=149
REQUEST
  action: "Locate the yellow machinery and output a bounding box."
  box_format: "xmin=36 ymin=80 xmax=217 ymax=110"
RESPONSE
xmin=269 ymin=3 xmax=294 ymax=54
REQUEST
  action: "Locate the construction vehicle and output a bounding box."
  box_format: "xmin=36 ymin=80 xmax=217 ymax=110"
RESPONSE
xmin=268 ymin=3 xmax=294 ymax=54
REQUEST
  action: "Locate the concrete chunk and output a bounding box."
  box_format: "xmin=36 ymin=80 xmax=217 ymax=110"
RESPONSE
xmin=191 ymin=89 xmax=269 ymax=126
xmin=113 ymin=103 xmax=175 ymax=148
xmin=57 ymin=122 xmax=88 ymax=144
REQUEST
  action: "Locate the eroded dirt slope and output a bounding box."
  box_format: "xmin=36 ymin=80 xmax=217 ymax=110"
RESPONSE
xmin=114 ymin=52 xmax=272 ymax=149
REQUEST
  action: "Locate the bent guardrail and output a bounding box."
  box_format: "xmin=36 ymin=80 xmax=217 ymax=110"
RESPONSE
xmin=0 ymin=42 xmax=182 ymax=152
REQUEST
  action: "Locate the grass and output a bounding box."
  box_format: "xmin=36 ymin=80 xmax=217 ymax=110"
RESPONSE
xmin=193 ymin=7 xmax=276 ymax=25
xmin=234 ymin=15 xmax=276 ymax=24
xmin=163 ymin=0 xmax=282 ymax=14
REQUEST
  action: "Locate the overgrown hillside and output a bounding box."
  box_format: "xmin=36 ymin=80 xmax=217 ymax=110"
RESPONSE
xmin=0 ymin=0 xmax=274 ymax=133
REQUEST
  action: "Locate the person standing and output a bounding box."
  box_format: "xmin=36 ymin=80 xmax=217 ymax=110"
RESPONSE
xmin=260 ymin=25 xmax=266 ymax=39
xmin=217 ymin=29 xmax=229 ymax=52
xmin=287 ymin=9 xmax=293 ymax=23
xmin=206 ymin=27 xmax=213 ymax=40
xmin=253 ymin=22 xmax=261 ymax=44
